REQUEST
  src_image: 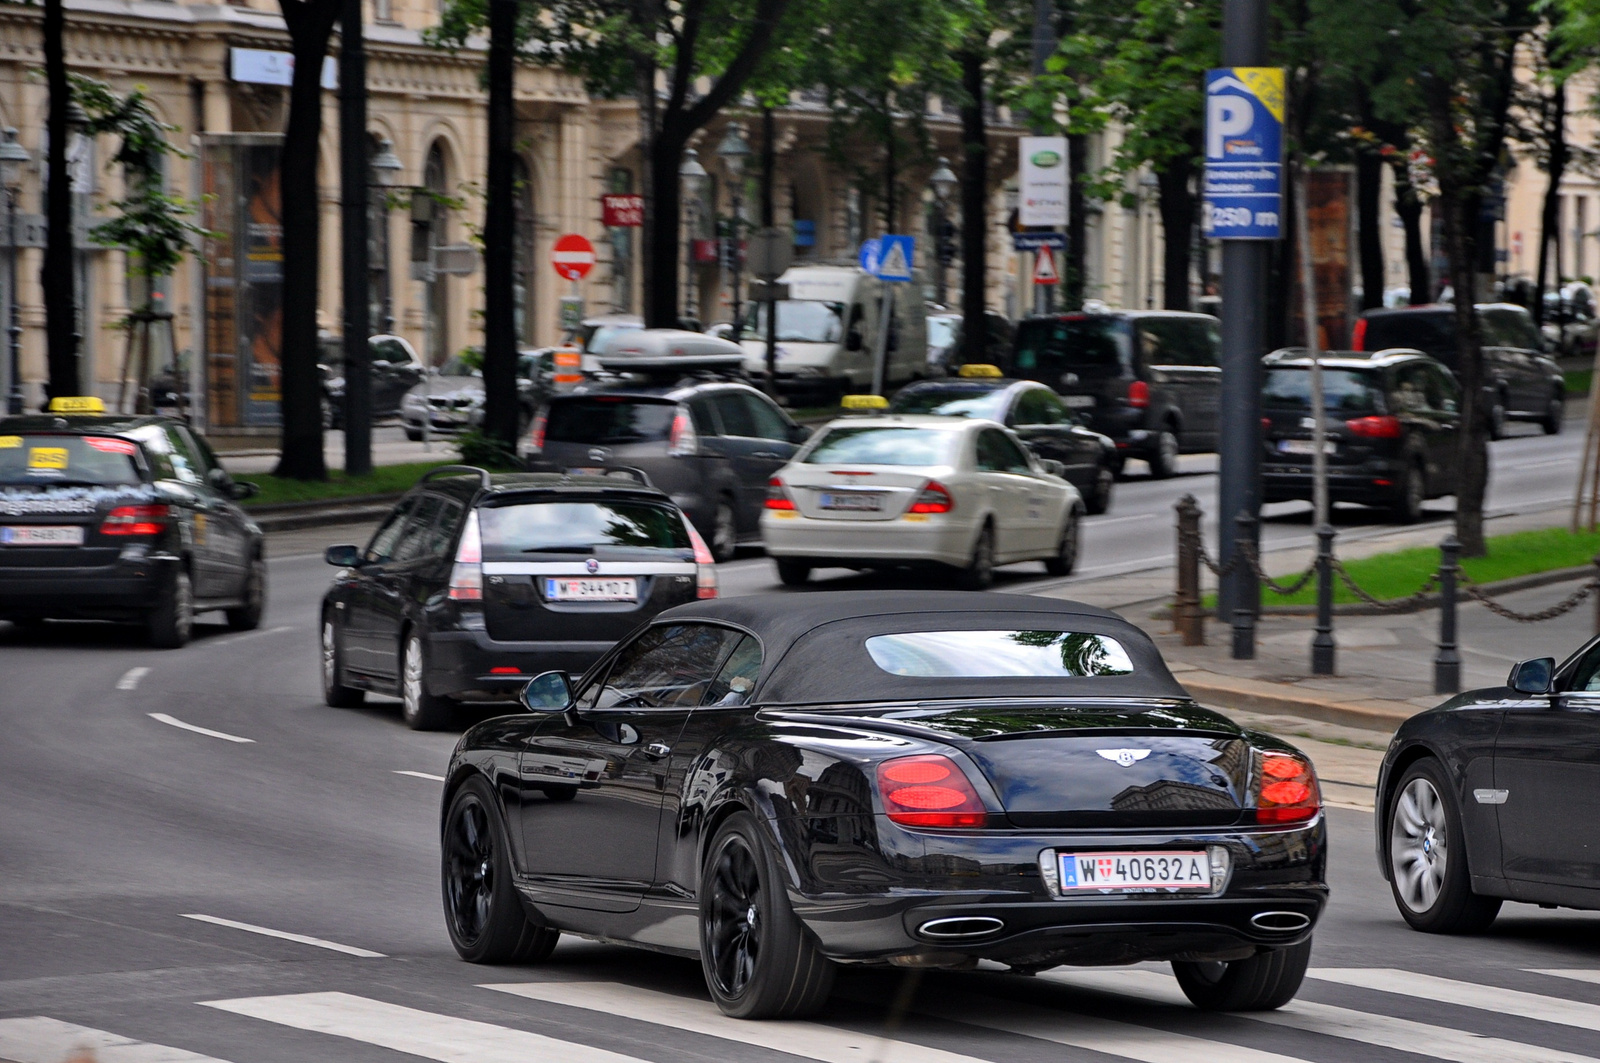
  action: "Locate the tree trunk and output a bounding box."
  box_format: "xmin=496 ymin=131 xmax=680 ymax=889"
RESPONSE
xmin=958 ymin=48 xmax=987 ymax=366
xmin=1393 ymin=171 xmax=1430 ymax=303
xmin=1065 ymin=132 xmax=1087 ymax=310
xmin=1156 ymin=156 xmax=1194 ymax=312
xmin=644 ymin=129 xmax=686 ymax=328
xmin=273 ymin=0 xmax=339 ymax=481
xmin=339 ymin=0 xmax=372 ymax=476
xmin=480 ymin=0 xmax=518 ymax=451
xmin=1535 ymin=79 xmax=1566 ymax=329
xmin=1356 ymin=149 xmax=1385 ymax=311
xmin=636 ymin=58 xmax=665 ymax=328
xmin=42 ymin=0 xmax=76 ymax=403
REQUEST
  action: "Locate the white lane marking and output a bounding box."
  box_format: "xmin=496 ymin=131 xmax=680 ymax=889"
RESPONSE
xmin=1045 ymin=968 xmax=1600 ymax=1063
xmin=180 ymin=914 xmax=384 ymax=958
xmin=1312 ymin=967 xmax=1600 ymax=1032
xmin=149 ymin=713 xmax=254 ymax=744
xmin=202 ymin=991 xmax=647 ymax=1063
xmin=395 ymin=769 xmax=447 ymax=782
xmin=0 ymin=1015 xmax=231 ymax=1063
xmin=1534 ymin=970 xmax=1600 ymax=987
xmin=206 ymin=624 xmax=296 ymax=649
xmin=485 ymin=981 xmax=995 ymax=1063
xmin=115 ymin=666 xmax=150 ymax=691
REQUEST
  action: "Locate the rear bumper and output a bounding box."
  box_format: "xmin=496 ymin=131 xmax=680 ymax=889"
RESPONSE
xmin=761 ymin=511 xmax=975 ymax=567
xmin=1262 ymin=466 xmax=1404 ymax=504
xmin=0 ymin=554 xmax=178 ymax=620
xmin=425 ymin=628 xmax=615 ymax=698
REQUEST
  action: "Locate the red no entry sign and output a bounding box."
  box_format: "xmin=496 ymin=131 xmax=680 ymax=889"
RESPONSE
xmin=551 ymin=233 xmax=596 ymax=280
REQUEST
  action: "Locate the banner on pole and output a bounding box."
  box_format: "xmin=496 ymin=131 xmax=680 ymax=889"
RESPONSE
xmin=1019 ymin=137 xmax=1069 ymax=227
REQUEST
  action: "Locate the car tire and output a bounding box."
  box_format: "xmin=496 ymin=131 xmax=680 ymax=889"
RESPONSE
xmin=147 ymin=569 xmax=194 ymax=649
xmin=405 ymin=426 xmax=424 ymax=442
xmin=699 ymin=811 xmax=835 ymax=1019
xmin=1086 ymin=465 xmax=1115 ymax=515
xmin=1488 ymin=394 xmax=1507 ymax=441
xmin=1172 ymin=937 xmax=1312 ymax=1011
xmin=225 ymin=558 xmax=266 ymax=631
xmin=1391 ymin=460 xmax=1425 ymax=524
xmin=1043 ymin=509 xmax=1081 ymax=577
xmin=442 ymin=774 xmax=560 ymax=964
xmin=711 ymin=500 xmax=739 ymax=563
xmin=1386 ymin=758 xmax=1501 ymax=934
xmin=1148 ymin=427 xmax=1180 ymax=480
xmin=1542 ymin=391 xmax=1565 ymax=435
xmin=958 ymin=525 xmax=996 ymax=590
xmin=775 ymin=559 xmax=812 ymax=586
xmin=402 ymin=632 xmax=453 ymax=730
xmin=322 ymin=616 xmax=365 ymax=708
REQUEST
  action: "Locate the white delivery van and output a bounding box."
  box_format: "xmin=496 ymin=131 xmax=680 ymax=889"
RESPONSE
xmin=739 ymin=265 xmax=927 ymax=396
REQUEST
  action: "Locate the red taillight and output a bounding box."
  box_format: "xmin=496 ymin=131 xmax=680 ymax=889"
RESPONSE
xmin=764 ymin=477 xmax=795 ymax=510
xmin=99 ymin=504 xmax=172 ymax=536
xmin=1127 ymin=380 xmax=1149 ymax=409
xmin=448 ymin=511 xmax=483 ymax=601
xmin=909 ymin=480 xmax=954 ymax=514
xmin=1351 ymin=317 xmax=1368 ymax=350
xmin=527 ymin=411 xmax=547 ymax=452
xmin=489 ymin=666 xmax=521 ymax=675
xmin=684 ymin=518 xmax=718 ymax=598
xmin=1345 ymin=415 xmax=1402 ymax=438
xmin=1254 ymin=753 xmax=1320 ymax=824
xmin=668 ymin=406 xmax=698 ymax=457
xmin=877 ymin=754 xmax=987 ymax=828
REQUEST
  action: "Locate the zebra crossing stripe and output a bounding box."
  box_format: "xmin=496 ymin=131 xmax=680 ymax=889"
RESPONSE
xmin=1312 ymin=967 xmax=1600 ymax=1033
xmin=0 ymin=1016 xmax=230 ymax=1063
xmin=484 ymin=980 xmax=994 ymax=1063
xmin=200 ymin=991 xmax=651 ymax=1063
xmin=1532 ymin=970 xmax=1600 ymax=988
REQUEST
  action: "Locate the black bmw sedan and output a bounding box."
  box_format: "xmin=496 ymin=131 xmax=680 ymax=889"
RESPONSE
xmin=440 ymin=591 xmax=1327 ymax=1019
xmin=1377 ymin=640 xmax=1600 ymax=935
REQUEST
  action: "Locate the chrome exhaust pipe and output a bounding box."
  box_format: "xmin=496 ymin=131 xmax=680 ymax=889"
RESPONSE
xmin=918 ymin=916 xmax=1005 ymax=939
xmin=1250 ymin=910 xmax=1311 ymax=932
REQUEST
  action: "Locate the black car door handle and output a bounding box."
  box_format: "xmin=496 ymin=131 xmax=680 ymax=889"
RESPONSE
xmin=643 ymin=742 xmax=672 ymax=759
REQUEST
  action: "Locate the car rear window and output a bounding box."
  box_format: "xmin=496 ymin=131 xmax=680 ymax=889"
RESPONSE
xmin=1362 ymin=313 xmax=1454 ymax=362
xmin=1009 ymin=317 xmax=1133 ymax=379
xmin=478 ymin=499 xmax=690 ymax=559
xmin=889 ymin=386 xmax=1007 ymax=420
xmin=865 ymin=630 xmax=1134 ymax=677
xmin=545 ymin=399 xmax=676 ymax=445
xmin=802 ymin=426 xmax=956 ymax=466
xmin=0 ymin=433 xmax=144 ymax=486
xmin=1262 ymin=369 xmax=1382 ymax=414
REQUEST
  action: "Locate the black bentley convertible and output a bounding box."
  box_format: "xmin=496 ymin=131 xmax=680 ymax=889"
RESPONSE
xmin=440 ymin=592 xmax=1327 ymax=1018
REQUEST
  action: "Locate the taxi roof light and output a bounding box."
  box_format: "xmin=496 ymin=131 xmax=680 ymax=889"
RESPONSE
xmin=48 ymin=396 xmax=106 ymax=414
xmin=841 ymin=394 xmax=889 ymax=411
xmin=957 ymin=364 xmax=1003 ymax=379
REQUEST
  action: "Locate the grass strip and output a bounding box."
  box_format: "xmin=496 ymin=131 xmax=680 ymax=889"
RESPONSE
xmin=1565 ymin=367 xmax=1592 ymax=397
xmin=238 ymin=460 xmax=450 ymax=508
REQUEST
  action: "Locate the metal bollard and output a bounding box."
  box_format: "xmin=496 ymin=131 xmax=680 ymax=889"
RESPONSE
xmin=1435 ymin=536 xmax=1461 ymax=695
xmin=1231 ymin=510 xmax=1259 ymax=660
xmin=1174 ymin=494 xmax=1204 ymax=645
xmin=1311 ymin=523 xmax=1336 ymax=675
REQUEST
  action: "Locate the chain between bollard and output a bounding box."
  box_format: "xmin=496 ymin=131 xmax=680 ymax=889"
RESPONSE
xmin=1458 ymin=574 xmax=1600 ymax=623
xmin=1330 ymin=558 xmax=1441 ymax=612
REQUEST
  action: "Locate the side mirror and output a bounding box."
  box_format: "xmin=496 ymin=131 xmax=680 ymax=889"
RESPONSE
xmin=1508 ymin=657 xmax=1555 ymax=695
xmin=325 ymin=544 xmax=362 ymax=568
xmin=787 ymin=424 xmax=812 ymax=444
xmin=845 ymin=330 xmax=864 ymax=352
xmin=1038 ymin=458 xmax=1066 ymax=477
xmin=229 ymin=481 xmax=259 ymax=501
xmin=521 ymin=670 xmax=573 ymax=713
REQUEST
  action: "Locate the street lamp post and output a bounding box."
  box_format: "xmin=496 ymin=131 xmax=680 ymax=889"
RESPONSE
xmin=928 ymin=156 xmax=957 ymax=308
xmin=368 ymin=138 xmax=403 ymax=334
xmin=1140 ymin=170 xmax=1159 ymax=309
xmin=679 ymin=150 xmax=707 ymax=324
xmin=716 ymin=122 xmax=752 ymax=340
xmin=0 ymin=129 xmax=29 ymax=415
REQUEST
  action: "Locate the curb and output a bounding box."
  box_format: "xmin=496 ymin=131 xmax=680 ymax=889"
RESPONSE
xmin=247 ymin=494 xmax=404 ymax=533
xmin=1179 ymin=674 xmax=1415 ymax=733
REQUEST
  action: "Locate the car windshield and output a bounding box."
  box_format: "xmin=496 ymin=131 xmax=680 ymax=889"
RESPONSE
xmin=745 ymin=300 xmax=845 ymax=343
xmin=1010 ymin=317 xmax=1133 ymax=378
xmin=0 ymin=433 xmax=144 ymax=486
xmin=545 ymin=398 xmax=676 ymax=444
xmin=927 ymin=317 xmax=959 ymax=348
xmin=890 ymin=386 xmax=1007 ymax=420
xmin=478 ymin=499 xmax=690 ymax=560
xmin=865 ymin=630 xmax=1134 ymax=677
xmin=1262 ymin=368 xmax=1382 ymax=413
xmin=803 ymin=426 xmax=956 ymax=466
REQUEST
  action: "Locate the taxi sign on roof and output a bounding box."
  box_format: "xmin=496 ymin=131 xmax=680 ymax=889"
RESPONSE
xmin=47 ymin=396 xmax=106 ymax=414
xmin=957 ymin=364 xmax=1003 ymax=378
xmin=841 ymin=394 xmax=889 ymax=410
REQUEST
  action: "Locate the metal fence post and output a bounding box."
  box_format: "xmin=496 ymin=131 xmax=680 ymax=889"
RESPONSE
xmin=1175 ymin=494 xmax=1204 ymax=645
xmin=1435 ymin=536 xmax=1461 ymax=695
xmin=1312 ymin=523 xmax=1335 ymax=675
xmin=1231 ymin=510 xmax=1258 ymax=660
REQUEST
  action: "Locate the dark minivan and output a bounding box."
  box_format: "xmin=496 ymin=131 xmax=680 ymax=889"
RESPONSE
xmin=1261 ymin=349 xmax=1459 ymax=522
xmin=1003 ymin=311 xmax=1221 ymax=478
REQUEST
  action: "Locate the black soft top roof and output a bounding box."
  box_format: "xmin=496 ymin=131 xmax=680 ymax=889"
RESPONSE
xmin=657 ymin=591 xmax=1189 ymax=705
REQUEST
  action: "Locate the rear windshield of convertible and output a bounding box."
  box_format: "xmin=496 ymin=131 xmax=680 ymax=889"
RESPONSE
xmin=865 ymin=630 xmax=1134 ymax=677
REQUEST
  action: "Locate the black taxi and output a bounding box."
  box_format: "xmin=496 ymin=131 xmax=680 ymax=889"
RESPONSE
xmin=0 ymin=398 xmax=265 ymax=647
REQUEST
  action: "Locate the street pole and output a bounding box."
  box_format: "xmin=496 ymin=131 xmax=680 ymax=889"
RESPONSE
xmin=729 ymin=190 xmax=743 ymax=338
xmin=338 ymin=0 xmax=372 ymax=476
xmin=1295 ymin=162 xmax=1328 ymax=527
xmin=6 ymin=184 xmax=19 ymax=415
xmin=1216 ymin=0 xmax=1270 ymax=623
xmin=481 ymin=0 xmax=519 ymax=452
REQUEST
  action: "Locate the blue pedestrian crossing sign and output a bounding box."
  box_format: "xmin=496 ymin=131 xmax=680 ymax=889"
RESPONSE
xmin=858 ymin=238 xmax=881 ymax=275
xmin=1203 ymin=67 xmax=1285 ymax=241
xmin=875 ymin=235 xmax=915 ymax=282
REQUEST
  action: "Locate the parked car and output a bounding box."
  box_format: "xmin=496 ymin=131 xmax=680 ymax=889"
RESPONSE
xmin=1540 ymin=282 xmax=1599 ymax=359
xmin=1352 ymin=303 xmax=1565 ymax=437
xmin=442 ymin=591 xmax=1327 ymax=1017
xmin=762 ymin=413 xmax=1085 ymax=587
xmin=926 ymin=311 xmax=1015 ymax=376
xmin=319 ymin=333 xmax=427 ymax=429
xmin=319 ymin=465 xmax=717 ymax=730
xmin=399 ymin=349 xmax=551 ymax=440
xmin=1260 ymin=348 xmax=1459 ymax=522
xmin=1002 ymin=310 xmax=1223 ymax=478
xmin=890 ymin=371 xmax=1117 ymax=514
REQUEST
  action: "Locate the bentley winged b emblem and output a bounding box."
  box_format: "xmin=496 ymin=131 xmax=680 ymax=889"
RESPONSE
xmin=1097 ymin=748 xmax=1152 ymax=767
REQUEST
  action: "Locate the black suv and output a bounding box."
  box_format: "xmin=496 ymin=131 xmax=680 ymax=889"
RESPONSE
xmin=1261 ymin=349 xmax=1460 ymax=522
xmin=1354 ymin=304 xmax=1564 ymax=437
xmin=1003 ymin=310 xmax=1221 ymax=478
xmin=0 ymin=401 xmax=264 ymax=646
xmin=526 ymin=380 xmax=810 ymax=562
xmin=319 ymin=466 xmax=716 ymax=729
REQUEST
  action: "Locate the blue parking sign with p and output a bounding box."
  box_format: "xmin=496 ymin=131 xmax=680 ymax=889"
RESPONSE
xmin=1203 ymin=68 xmax=1285 ymax=241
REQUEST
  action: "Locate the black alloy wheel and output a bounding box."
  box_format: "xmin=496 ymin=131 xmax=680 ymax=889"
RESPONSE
xmin=1390 ymin=461 xmax=1425 ymax=524
xmin=442 ymin=776 xmax=559 ymax=964
xmin=1148 ymin=427 xmax=1180 ymax=480
xmin=148 ymin=569 xmax=194 ymax=649
xmin=699 ymin=812 xmax=834 ymax=1018
xmin=1385 ymin=758 xmax=1501 ymax=934
xmin=1044 ymin=509 xmax=1081 ymax=577
xmin=1086 ymin=465 xmax=1115 ymax=515
xmin=711 ymin=501 xmax=739 ymax=563
xmin=775 ymin=558 xmax=812 ymax=587
xmin=321 ymin=615 xmax=365 ymax=708
xmin=226 ymin=559 xmax=266 ymax=631
xmin=959 ymin=525 xmax=996 ymax=590
xmin=1172 ymin=937 xmax=1312 ymax=1011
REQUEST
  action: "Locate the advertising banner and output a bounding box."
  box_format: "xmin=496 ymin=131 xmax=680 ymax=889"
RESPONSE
xmin=1019 ymin=136 xmax=1069 ymax=228
xmin=1290 ymin=168 xmax=1356 ymax=349
xmin=1202 ymin=68 xmax=1285 ymax=240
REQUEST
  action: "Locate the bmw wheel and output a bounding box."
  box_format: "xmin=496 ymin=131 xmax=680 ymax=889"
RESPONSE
xmin=1542 ymin=391 xmax=1565 ymax=435
xmin=1086 ymin=465 xmax=1115 ymax=515
xmin=226 ymin=559 xmax=266 ymax=631
xmin=1173 ymin=937 xmax=1312 ymax=1011
xmin=148 ymin=569 xmax=194 ymax=649
xmin=442 ymin=775 xmax=559 ymax=964
xmin=402 ymin=633 xmax=452 ymax=730
xmin=322 ymin=616 xmax=364 ymax=708
xmin=1386 ymin=759 xmax=1500 ymax=933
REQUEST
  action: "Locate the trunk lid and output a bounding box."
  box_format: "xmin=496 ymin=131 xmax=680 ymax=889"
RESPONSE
xmin=1261 ymin=365 xmax=1385 ymax=469
xmin=0 ymin=433 xmax=157 ymax=567
xmin=777 ymin=464 xmax=947 ymax=521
